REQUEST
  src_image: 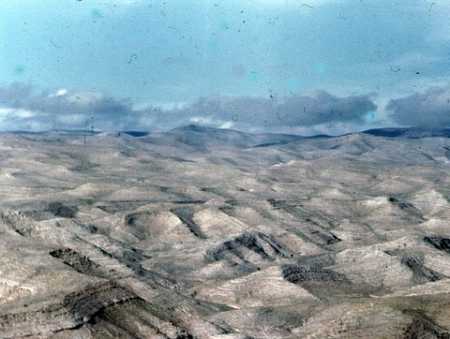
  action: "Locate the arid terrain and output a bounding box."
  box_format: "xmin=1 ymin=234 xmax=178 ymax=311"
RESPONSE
xmin=0 ymin=125 xmax=449 ymax=338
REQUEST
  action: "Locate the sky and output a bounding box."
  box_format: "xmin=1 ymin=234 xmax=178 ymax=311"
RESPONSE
xmin=0 ymin=0 xmax=449 ymax=134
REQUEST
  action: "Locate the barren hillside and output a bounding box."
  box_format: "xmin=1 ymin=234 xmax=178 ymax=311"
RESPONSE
xmin=0 ymin=127 xmax=449 ymax=338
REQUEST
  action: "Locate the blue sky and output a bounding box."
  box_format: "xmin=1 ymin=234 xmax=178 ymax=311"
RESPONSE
xmin=0 ymin=0 xmax=449 ymax=133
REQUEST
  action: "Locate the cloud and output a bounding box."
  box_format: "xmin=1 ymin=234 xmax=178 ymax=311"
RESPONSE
xmin=0 ymin=83 xmax=377 ymax=133
xmin=387 ymin=86 xmax=450 ymax=127
xmin=168 ymin=91 xmax=377 ymax=130
xmin=0 ymin=83 xmax=138 ymax=131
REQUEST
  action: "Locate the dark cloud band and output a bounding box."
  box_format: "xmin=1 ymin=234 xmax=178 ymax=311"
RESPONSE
xmin=0 ymin=83 xmax=378 ymax=132
xmin=387 ymin=87 xmax=450 ymax=127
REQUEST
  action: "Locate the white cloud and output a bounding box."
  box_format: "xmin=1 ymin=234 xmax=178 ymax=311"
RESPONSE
xmin=220 ymin=121 xmax=234 ymax=129
xmin=0 ymin=107 xmax=36 ymax=119
xmin=190 ymin=116 xmax=214 ymax=125
xmin=190 ymin=116 xmax=235 ymax=129
xmin=55 ymin=89 xmax=68 ymax=97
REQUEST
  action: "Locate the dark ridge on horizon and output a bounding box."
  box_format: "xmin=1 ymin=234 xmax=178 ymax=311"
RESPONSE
xmin=361 ymin=127 xmax=450 ymax=138
xmin=120 ymin=131 xmax=150 ymax=137
xmin=157 ymin=124 xmax=450 ymax=139
xmin=1 ymin=125 xmax=449 ymax=139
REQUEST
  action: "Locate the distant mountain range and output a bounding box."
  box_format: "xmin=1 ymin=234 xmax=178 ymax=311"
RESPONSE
xmin=132 ymin=125 xmax=450 ymax=140
xmin=4 ymin=125 xmax=450 ymax=142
